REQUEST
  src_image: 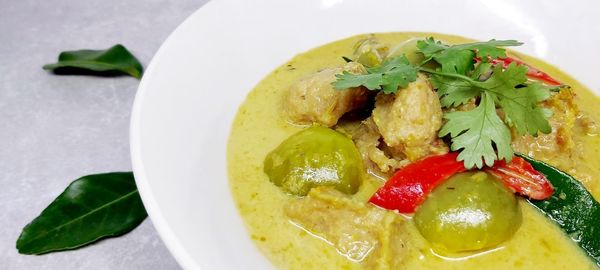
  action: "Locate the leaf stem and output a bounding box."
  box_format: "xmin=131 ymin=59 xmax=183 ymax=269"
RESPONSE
xmin=417 ymin=57 xmax=434 ymax=67
xmin=418 ymin=67 xmax=477 ymax=83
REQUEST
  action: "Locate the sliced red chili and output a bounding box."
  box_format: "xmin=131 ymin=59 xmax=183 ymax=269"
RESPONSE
xmin=369 ymin=152 xmax=466 ymax=213
xmin=486 ymin=156 xmax=554 ymax=200
xmin=369 ymin=152 xmax=554 ymax=213
xmin=489 ymin=57 xmax=562 ymax=86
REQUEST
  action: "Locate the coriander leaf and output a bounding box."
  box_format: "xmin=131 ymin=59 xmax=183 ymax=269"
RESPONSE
xmin=430 ymin=74 xmax=480 ymax=107
xmin=380 ymin=62 xmax=418 ymax=94
xmin=480 ymin=63 xmax=552 ymax=136
xmin=43 ymin=44 xmax=144 ymax=79
xmin=372 ymin=55 xmax=413 ymax=73
xmin=457 ymin=39 xmax=523 ymax=59
xmin=435 ymin=49 xmax=475 ymax=75
xmin=416 ymin=37 xmax=447 ymax=58
xmin=439 ymin=92 xmax=513 ymax=169
xmin=425 ymin=62 xmax=552 ymax=168
xmin=333 ymin=72 xmax=382 ymax=90
xmin=427 ymin=62 xmax=552 ymax=137
xmin=417 ymin=37 xmax=521 ymax=75
xmin=416 ymin=38 xmax=474 ymax=74
xmin=497 ymin=82 xmax=552 ymax=136
xmin=479 ymin=62 xmax=528 ymax=93
xmin=333 ymin=55 xmax=417 ymax=93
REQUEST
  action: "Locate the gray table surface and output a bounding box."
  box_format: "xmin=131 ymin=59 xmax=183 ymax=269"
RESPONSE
xmin=1 ymin=0 xmax=209 ymax=268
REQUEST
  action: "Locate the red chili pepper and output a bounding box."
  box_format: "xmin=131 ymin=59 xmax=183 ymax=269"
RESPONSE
xmin=369 ymin=152 xmax=466 ymax=213
xmin=486 ymin=156 xmax=554 ymax=200
xmin=488 ymin=57 xmax=562 ymax=86
xmin=369 ymin=153 xmax=554 ymax=213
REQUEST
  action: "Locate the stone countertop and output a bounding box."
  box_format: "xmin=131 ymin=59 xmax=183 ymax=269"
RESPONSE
xmin=1 ymin=0 xmax=207 ymax=268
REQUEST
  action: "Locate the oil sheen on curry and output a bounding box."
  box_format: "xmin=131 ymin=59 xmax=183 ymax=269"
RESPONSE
xmin=228 ymin=32 xmax=600 ymax=269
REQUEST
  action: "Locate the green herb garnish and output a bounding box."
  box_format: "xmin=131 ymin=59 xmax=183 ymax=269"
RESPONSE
xmin=430 ymin=63 xmax=552 ymax=168
xmin=417 ymin=37 xmax=522 ymax=74
xmin=333 ymin=55 xmax=417 ymax=94
xmin=438 ymin=91 xmax=513 ymax=168
xmin=333 ymin=37 xmax=553 ymax=169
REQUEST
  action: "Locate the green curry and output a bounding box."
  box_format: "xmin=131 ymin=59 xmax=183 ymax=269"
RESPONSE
xmin=228 ymin=32 xmax=600 ymax=269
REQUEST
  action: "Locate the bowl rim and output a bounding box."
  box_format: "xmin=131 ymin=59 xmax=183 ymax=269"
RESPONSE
xmin=129 ymin=3 xmax=218 ymax=269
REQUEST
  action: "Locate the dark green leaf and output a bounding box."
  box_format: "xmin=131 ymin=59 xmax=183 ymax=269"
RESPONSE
xmin=520 ymin=154 xmax=600 ymax=267
xmin=16 ymin=172 xmax=147 ymax=254
xmin=43 ymin=44 xmax=143 ymax=79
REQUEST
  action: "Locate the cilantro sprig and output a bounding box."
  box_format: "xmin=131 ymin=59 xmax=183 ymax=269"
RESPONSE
xmin=439 ymin=91 xmax=513 ymax=168
xmin=333 ymin=55 xmax=417 ymax=94
xmin=429 ymin=63 xmax=552 ymax=168
xmin=417 ymin=37 xmax=522 ymax=75
xmin=332 ymin=37 xmax=553 ymax=169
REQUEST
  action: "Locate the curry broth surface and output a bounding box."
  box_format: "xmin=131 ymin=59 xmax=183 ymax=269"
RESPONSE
xmin=228 ymin=33 xmax=600 ymax=269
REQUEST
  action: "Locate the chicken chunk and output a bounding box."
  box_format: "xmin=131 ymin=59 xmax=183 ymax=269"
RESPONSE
xmin=285 ymin=187 xmax=409 ymax=269
xmin=512 ymin=88 xmax=578 ymax=170
xmin=285 ymin=62 xmax=369 ymax=127
xmin=337 ymin=118 xmax=407 ymax=175
xmin=511 ymin=88 xmax=600 ymax=194
xmin=372 ymin=74 xmax=447 ymax=161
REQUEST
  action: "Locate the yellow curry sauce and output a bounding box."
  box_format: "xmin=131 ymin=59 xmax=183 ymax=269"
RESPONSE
xmin=228 ymin=33 xmax=600 ymax=269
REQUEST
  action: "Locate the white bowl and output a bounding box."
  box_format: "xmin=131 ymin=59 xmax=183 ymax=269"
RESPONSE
xmin=130 ymin=0 xmax=600 ymax=269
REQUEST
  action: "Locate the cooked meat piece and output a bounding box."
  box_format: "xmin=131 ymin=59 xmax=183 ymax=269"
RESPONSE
xmin=579 ymin=114 xmax=599 ymax=136
xmin=337 ymin=118 xmax=407 ymax=175
xmin=285 ymin=62 xmax=369 ymax=127
xmin=285 ymin=187 xmax=408 ymax=269
xmin=372 ymin=74 xmax=448 ymax=161
xmin=512 ymin=88 xmax=578 ymax=171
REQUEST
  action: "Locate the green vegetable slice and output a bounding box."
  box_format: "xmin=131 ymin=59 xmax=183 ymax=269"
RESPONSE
xmin=43 ymin=44 xmax=144 ymax=79
xmin=16 ymin=172 xmax=147 ymax=254
xmin=520 ymin=154 xmax=600 ymax=267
